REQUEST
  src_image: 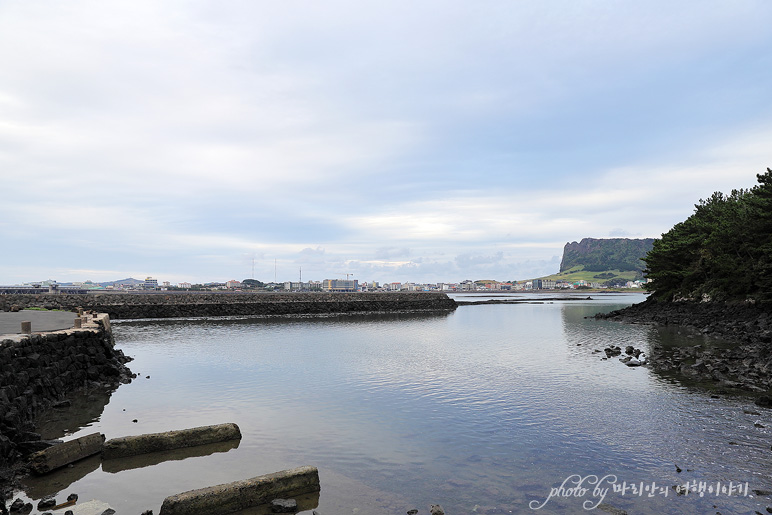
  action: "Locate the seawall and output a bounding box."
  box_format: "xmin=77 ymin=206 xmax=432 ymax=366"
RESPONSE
xmin=0 ymin=292 xmax=457 ymax=319
xmin=0 ymin=313 xmax=133 ymax=471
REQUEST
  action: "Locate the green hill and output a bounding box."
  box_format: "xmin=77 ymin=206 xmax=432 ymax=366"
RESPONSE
xmin=560 ymin=238 xmax=654 ymax=274
xmin=528 ymin=238 xmax=654 ymax=287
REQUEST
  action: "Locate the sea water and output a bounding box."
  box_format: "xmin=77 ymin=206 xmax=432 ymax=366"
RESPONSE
xmin=19 ymin=293 xmax=772 ymax=514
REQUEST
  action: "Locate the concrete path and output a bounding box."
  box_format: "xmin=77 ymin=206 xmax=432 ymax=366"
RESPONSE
xmin=0 ymin=309 xmax=77 ymax=336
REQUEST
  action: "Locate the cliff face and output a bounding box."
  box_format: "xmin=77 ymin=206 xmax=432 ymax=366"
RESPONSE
xmin=559 ymin=238 xmax=655 ymax=274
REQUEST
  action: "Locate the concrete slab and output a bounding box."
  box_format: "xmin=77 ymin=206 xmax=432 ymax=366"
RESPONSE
xmin=0 ymin=309 xmax=77 ymax=336
xmin=53 ymin=500 xmax=113 ymax=515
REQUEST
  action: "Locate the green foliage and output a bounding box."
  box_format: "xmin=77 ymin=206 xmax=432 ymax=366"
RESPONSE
xmin=241 ymin=279 xmax=265 ymax=288
xmin=644 ymin=168 xmax=772 ymax=302
xmin=560 ymin=238 xmax=655 ymax=274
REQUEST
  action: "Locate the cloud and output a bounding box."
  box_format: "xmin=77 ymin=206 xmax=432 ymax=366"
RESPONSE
xmin=1 ymin=1 xmax=771 ymax=284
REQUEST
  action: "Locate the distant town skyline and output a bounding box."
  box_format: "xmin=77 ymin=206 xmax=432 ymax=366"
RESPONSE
xmin=1 ymin=2 xmax=771 ymax=285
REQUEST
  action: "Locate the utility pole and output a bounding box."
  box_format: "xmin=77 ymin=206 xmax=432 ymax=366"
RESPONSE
xmin=274 ymin=259 xmax=277 ymax=283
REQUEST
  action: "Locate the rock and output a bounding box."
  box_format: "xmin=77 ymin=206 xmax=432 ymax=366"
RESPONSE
xmin=141 ymin=511 xmax=153 ymax=515
xmin=271 ymin=499 xmax=297 ymax=513
xmin=37 ymin=497 xmax=56 ymax=510
xmin=67 ymin=494 xmax=78 ymax=502
xmin=756 ymin=396 xmax=772 ymax=408
xmin=597 ymin=503 xmax=628 ymax=515
xmin=101 ymin=510 xmax=116 ymax=515
xmin=65 ymin=512 xmax=73 ymax=515
xmin=52 ymin=400 xmax=72 ymax=408
xmin=430 ymin=505 xmax=444 ymax=515
xmin=625 ymin=346 xmax=635 ymax=355
xmin=407 ymin=510 xmax=418 ymax=515
xmin=625 ymin=359 xmax=641 ymax=367
xmin=9 ymin=500 xmax=25 ymax=513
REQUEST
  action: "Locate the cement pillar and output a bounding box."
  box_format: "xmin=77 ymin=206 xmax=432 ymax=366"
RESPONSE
xmin=21 ymin=321 xmax=31 ymax=334
xmin=74 ymin=318 xmax=82 ymax=328
xmin=159 ymin=466 xmax=320 ymax=515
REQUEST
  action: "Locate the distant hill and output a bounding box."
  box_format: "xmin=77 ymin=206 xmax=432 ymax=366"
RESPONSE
xmin=560 ymin=238 xmax=655 ymax=275
xmin=101 ymin=278 xmax=144 ymax=286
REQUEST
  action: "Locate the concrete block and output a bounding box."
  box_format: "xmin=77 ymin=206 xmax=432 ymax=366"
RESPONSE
xmin=102 ymin=423 xmax=242 ymax=460
xmin=74 ymin=318 xmax=82 ymax=328
xmin=21 ymin=321 xmax=31 ymax=334
xmin=65 ymin=500 xmax=113 ymax=515
xmin=159 ymin=465 xmax=320 ymax=515
xmin=28 ymin=433 xmax=105 ymax=474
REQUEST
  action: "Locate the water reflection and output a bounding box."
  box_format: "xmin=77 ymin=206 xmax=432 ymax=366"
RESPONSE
xmin=102 ymin=439 xmax=240 ymax=474
xmin=22 ymin=454 xmax=101 ymax=499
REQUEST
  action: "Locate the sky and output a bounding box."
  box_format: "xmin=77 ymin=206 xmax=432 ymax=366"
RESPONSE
xmin=1 ymin=1 xmax=771 ymax=285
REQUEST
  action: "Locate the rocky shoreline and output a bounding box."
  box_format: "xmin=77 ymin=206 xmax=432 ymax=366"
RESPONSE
xmin=596 ymin=298 xmax=772 ymax=396
xmin=0 ymin=313 xmax=134 ymax=497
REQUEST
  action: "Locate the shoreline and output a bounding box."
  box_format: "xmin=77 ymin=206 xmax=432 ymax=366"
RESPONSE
xmin=596 ymin=298 xmax=772 ymax=395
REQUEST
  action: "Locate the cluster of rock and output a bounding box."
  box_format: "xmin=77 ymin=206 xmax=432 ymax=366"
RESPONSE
xmin=597 ymin=299 xmax=772 ymax=393
xmin=0 ymin=293 xmax=457 ymax=319
xmin=4 ymin=493 xmax=79 ymax=515
xmin=601 ymin=345 xmax=646 ymax=367
xmin=0 ymin=314 xmax=133 ymax=473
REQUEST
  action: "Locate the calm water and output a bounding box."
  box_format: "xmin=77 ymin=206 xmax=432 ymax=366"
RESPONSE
xmin=17 ymin=293 xmax=772 ymax=514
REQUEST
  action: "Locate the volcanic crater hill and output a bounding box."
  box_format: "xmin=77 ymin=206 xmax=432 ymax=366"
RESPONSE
xmin=559 ymin=237 xmax=655 ymax=274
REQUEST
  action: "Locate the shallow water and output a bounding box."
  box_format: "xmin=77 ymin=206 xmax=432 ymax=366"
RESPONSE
xmin=16 ymin=293 xmax=772 ymax=514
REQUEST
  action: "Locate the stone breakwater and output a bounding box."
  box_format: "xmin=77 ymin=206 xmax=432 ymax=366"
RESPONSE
xmin=0 ymin=292 xmax=457 ymax=319
xmin=0 ymin=313 xmax=133 ymax=472
xmin=596 ymin=299 xmax=772 ymax=394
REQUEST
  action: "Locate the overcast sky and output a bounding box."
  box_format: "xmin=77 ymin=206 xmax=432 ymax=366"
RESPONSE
xmin=1 ymin=1 xmax=771 ymax=285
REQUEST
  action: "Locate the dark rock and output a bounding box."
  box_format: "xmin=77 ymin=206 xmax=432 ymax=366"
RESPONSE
xmin=9 ymin=500 xmax=24 ymax=513
xmin=271 ymin=499 xmax=297 ymax=513
xmin=430 ymin=505 xmax=444 ymax=515
xmin=100 ymin=510 xmax=116 ymax=515
xmin=65 ymin=512 xmax=73 ymax=515
xmin=37 ymin=497 xmax=56 ymax=510
xmin=407 ymin=510 xmax=418 ymax=515
xmin=597 ymin=503 xmax=628 ymax=515
xmin=756 ymin=396 xmax=772 ymax=408
xmin=140 ymin=511 xmax=153 ymax=515
xmin=66 ymin=494 xmax=78 ymax=502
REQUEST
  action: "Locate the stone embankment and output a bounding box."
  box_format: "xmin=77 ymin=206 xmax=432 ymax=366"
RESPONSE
xmin=597 ymin=299 xmax=772 ymax=394
xmin=0 ymin=313 xmax=133 ymax=473
xmin=0 ymin=292 xmax=457 ymax=319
